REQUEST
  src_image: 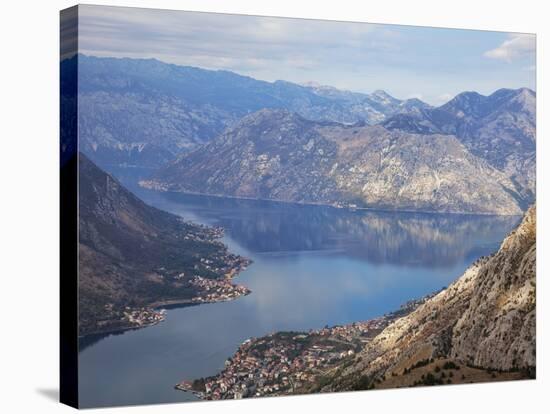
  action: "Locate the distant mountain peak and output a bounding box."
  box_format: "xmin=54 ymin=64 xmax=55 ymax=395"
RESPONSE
xmin=439 ymin=87 xmax=536 ymax=119
xmin=372 ymin=89 xmax=393 ymax=97
xmin=368 ymin=90 xmax=401 ymax=108
xmin=402 ymin=97 xmax=423 ymax=105
xmin=512 ymin=87 xmax=536 ymax=103
xmin=443 ymin=91 xmax=484 ymax=108
xmin=371 ymin=89 xmax=397 ymax=100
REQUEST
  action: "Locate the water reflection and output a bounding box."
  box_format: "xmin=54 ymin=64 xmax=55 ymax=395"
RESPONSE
xmin=140 ymin=190 xmax=520 ymax=268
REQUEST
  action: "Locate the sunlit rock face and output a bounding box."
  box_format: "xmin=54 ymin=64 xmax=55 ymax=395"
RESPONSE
xmin=451 ymin=205 xmax=536 ymax=370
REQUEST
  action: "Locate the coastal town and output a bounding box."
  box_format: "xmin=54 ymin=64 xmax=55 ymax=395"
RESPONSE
xmin=176 ymin=290 xmax=443 ymax=400
xmin=171 ymin=243 xmax=253 ymax=304
xmin=89 ymin=305 xmax=169 ymax=335
xmin=170 ymin=223 xmax=252 ymax=284
xmin=188 ymin=275 xmax=251 ymax=303
xmin=122 ymin=307 xmax=167 ymax=328
xmin=122 ymin=253 xmax=251 ymax=330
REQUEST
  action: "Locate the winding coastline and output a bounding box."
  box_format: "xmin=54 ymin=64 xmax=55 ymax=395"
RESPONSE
xmin=77 ymin=191 xmax=523 ymax=408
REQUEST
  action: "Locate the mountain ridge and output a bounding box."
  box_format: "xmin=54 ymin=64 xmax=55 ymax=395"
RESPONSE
xmin=69 ymin=54 xmax=430 ymax=170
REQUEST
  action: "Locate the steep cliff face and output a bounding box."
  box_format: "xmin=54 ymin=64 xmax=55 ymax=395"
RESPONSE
xmin=149 ymin=109 xmax=525 ymax=215
xmin=451 ymin=206 xmax=536 ymax=370
xmin=329 ymin=206 xmax=535 ymax=389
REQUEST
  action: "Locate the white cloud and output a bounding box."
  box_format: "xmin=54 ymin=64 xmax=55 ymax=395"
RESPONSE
xmin=484 ymin=34 xmax=535 ymax=62
xmin=76 ymin=4 xmax=407 ymax=86
xmin=72 ymin=5 xmax=536 ymax=103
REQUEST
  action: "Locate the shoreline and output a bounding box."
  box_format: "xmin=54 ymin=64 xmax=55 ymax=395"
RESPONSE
xmin=79 ymin=265 xmax=252 ymax=341
xmin=79 ymin=291 xmax=252 ymax=341
xmin=150 ymin=289 xmax=252 ymax=311
xmin=137 ymin=182 xmax=523 ymax=218
xmin=78 ymin=318 xmax=165 ymax=340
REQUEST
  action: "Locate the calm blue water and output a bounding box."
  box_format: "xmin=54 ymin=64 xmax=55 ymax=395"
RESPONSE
xmin=78 ymin=190 xmax=520 ymax=408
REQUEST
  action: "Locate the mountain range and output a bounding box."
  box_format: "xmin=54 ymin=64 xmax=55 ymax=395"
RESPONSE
xmin=67 ymin=54 xmax=430 ymax=169
xmin=146 ymin=108 xmax=529 ymax=215
xmin=66 ymin=54 xmax=536 ymax=215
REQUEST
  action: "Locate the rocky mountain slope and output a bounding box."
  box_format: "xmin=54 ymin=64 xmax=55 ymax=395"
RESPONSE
xmin=326 ymin=205 xmax=535 ymax=391
xmin=383 ymin=88 xmax=536 ymax=203
xmin=69 ymin=54 xmax=428 ymax=170
xmin=78 ymin=153 xmax=249 ymax=336
xmin=147 ymin=109 xmax=526 ymax=215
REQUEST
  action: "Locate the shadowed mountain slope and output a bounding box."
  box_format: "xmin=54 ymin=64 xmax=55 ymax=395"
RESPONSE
xmin=78 ymin=153 xmax=247 ymax=335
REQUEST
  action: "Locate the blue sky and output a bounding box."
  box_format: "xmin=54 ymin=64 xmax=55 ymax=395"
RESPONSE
xmin=75 ymin=5 xmax=536 ymax=105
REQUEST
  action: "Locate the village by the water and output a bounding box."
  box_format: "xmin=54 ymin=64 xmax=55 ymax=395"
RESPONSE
xmin=176 ymin=292 xmax=439 ymax=400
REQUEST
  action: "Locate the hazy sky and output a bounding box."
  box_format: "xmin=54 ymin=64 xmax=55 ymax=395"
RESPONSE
xmin=75 ymin=5 xmax=536 ymax=105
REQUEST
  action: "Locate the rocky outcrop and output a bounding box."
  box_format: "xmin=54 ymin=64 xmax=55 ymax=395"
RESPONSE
xmin=451 ymin=205 xmax=536 ymax=370
xmin=149 ymin=109 xmax=526 ymax=215
xmin=329 ymin=206 xmax=535 ymax=389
